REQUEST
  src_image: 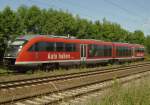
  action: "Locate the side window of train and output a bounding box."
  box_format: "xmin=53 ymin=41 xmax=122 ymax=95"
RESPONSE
xmin=46 ymin=42 xmax=55 ymax=51
xmin=88 ymin=44 xmax=97 ymax=57
xmin=28 ymin=42 xmax=55 ymax=52
xmin=126 ymin=47 xmax=130 ymax=56
xmin=72 ymin=44 xmax=77 ymax=51
xmin=37 ymin=42 xmax=48 ymax=51
xmin=97 ymin=45 xmax=104 ymax=57
xmin=104 ymin=45 xmax=112 ymax=57
xmin=118 ymin=46 xmax=125 ymax=56
xmin=38 ymin=42 xmax=56 ymax=51
xmin=139 ymin=48 xmax=144 ymax=53
xmin=56 ymin=42 xmax=64 ymax=52
xmin=89 ymin=44 xmax=112 ymax=57
xmin=65 ymin=43 xmax=76 ymax=52
xmin=135 ymin=48 xmax=143 ymax=53
xmin=108 ymin=46 xmax=112 ymax=56
xmin=38 ymin=42 xmax=55 ymax=51
xmin=117 ymin=46 xmax=132 ymax=57
xmin=117 ymin=46 xmax=122 ymax=56
xmin=142 ymin=48 xmax=145 ymax=52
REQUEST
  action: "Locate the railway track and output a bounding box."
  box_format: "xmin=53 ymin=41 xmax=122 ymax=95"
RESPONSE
xmin=0 ymin=62 xmax=150 ymax=104
xmin=58 ymin=72 xmax=150 ymax=105
xmin=0 ymin=62 xmax=149 ymax=90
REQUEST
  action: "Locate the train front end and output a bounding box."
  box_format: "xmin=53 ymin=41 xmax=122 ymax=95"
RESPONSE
xmin=3 ymin=39 xmax=27 ymax=67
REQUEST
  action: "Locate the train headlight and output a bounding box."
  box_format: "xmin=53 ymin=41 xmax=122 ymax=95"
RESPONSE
xmin=18 ymin=46 xmax=22 ymax=52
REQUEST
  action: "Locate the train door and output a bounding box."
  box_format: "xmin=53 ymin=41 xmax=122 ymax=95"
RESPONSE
xmin=132 ymin=47 xmax=135 ymax=58
xmin=80 ymin=44 xmax=87 ymax=63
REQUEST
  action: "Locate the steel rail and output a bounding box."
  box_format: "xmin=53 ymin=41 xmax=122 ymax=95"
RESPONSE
xmin=0 ymin=62 xmax=150 ymax=104
xmin=0 ymin=62 xmax=150 ymax=90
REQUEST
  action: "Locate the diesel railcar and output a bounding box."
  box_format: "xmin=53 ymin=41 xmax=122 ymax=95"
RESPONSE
xmin=3 ymin=35 xmax=145 ymax=69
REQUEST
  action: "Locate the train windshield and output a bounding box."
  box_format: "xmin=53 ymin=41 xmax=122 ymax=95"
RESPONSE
xmin=4 ymin=39 xmax=27 ymax=57
xmin=11 ymin=40 xmax=26 ymax=46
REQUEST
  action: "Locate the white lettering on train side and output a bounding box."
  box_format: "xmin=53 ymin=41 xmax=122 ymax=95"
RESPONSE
xmin=48 ymin=53 xmax=71 ymax=60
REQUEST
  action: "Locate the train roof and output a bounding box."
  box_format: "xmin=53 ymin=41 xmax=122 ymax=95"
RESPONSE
xmin=16 ymin=34 xmax=77 ymax=40
xmin=16 ymin=35 xmax=144 ymax=47
xmin=113 ymin=42 xmax=144 ymax=47
xmin=17 ymin=35 xmax=107 ymax=40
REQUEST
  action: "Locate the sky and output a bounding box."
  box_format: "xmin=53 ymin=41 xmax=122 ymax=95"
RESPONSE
xmin=0 ymin=0 xmax=150 ymax=35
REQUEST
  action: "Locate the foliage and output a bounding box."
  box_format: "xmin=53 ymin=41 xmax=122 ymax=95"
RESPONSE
xmin=144 ymin=35 xmax=150 ymax=54
xmin=88 ymin=77 xmax=150 ymax=105
xmin=0 ymin=5 xmax=148 ymax=60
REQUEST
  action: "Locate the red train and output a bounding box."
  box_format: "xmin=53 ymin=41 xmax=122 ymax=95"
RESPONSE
xmin=3 ymin=35 xmax=145 ymax=69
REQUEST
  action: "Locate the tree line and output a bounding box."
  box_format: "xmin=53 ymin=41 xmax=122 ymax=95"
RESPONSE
xmin=0 ymin=5 xmax=149 ymax=60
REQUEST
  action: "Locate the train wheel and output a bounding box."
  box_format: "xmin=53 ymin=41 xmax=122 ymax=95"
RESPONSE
xmin=41 ymin=63 xmax=50 ymax=71
xmin=41 ymin=63 xmax=59 ymax=71
xmin=54 ymin=63 xmax=59 ymax=70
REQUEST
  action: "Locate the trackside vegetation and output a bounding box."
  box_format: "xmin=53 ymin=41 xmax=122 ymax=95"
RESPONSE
xmin=88 ymin=76 xmax=150 ymax=105
xmin=0 ymin=5 xmax=149 ymax=61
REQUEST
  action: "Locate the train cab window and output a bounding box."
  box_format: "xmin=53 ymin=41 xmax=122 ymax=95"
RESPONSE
xmin=65 ymin=43 xmax=76 ymax=52
xmin=28 ymin=43 xmax=38 ymax=52
xmin=11 ymin=39 xmax=28 ymax=46
xmin=56 ymin=42 xmax=64 ymax=52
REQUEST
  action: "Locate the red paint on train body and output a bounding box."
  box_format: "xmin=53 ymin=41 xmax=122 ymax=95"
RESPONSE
xmin=3 ymin=35 xmax=145 ymax=67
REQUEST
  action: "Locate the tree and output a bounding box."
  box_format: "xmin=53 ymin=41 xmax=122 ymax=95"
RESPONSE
xmin=144 ymin=35 xmax=150 ymax=54
xmin=131 ymin=30 xmax=145 ymax=44
xmin=0 ymin=6 xmax=148 ymax=60
xmin=1 ymin=6 xmax=18 ymax=40
xmin=17 ymin=5 xmax=28 ymax=34
xmin=25 ymin=5 xmax=42 ymax=34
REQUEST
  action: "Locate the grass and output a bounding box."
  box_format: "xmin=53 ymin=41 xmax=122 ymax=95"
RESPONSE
xmin=0 ymin=65 xmax=10 ymax=74
xmin=145 ymin=54 xmax=150 ymax=61
xmin=0 ymin=61 xmax=146 ymax=82
xmin=0 ymin=64 xmax=114 ymax=82
xmin=88 ymin=76 xmax=150 ymax=105
xmin=0 ymin=68 xmax=7 ymax=74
